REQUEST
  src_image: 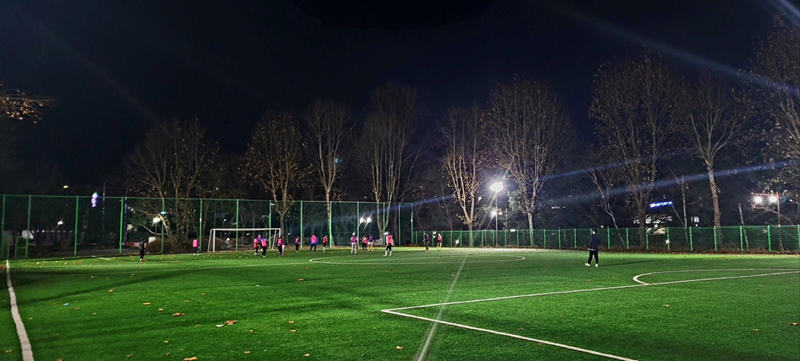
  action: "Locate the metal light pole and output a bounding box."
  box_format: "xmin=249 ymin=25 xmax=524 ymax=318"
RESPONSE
xmin=490 ymin=181 xmax=504 ymax=232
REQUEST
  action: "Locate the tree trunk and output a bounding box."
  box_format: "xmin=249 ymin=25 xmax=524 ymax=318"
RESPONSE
xmin=707 ymin=166 xmax=723 ymax=247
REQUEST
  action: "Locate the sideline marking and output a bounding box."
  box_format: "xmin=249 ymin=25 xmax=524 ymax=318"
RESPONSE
xmin=416 ymin=255 xmax=469 ymax=361
xmin=383 ymin=268 xmax=799 ymax=360
xmin=5 ymin=260 xmax=34 ymax=361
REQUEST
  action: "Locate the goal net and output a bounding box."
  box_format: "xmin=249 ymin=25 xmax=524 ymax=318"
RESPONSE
xmin=207 ymin=228 xmax=282 ymax=252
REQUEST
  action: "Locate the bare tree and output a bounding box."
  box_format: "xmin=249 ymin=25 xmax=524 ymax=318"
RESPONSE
xmin=359 ymin=82 xmax=425 ymax=235
xmin=0 ymin=84 xmax=56 ymax=123
xmin=486 ymin=77 xmax=574 ymax=242
xmin=303 ymin=99 xmax=351 ymax=241
xmin=126 ymin=119 xmax=219 ymax=241
xmin=441 ymin=105 xmax=488 ymax=246
xmin=243 ymin=111 xmax=309 ymax=237
xmin=679 ymin=75 xmax=752 ymax=243
xmin=590 ymin=53 xmax=680 ymax=246
xmin=750 ymin=18 xmax=800 ymax=225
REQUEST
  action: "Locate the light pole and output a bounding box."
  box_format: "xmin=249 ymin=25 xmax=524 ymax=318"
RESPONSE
xmin=490 ymin=181 xmax=504 ymax=232
xmin=753 ymin=192 xmax=784 ymax=251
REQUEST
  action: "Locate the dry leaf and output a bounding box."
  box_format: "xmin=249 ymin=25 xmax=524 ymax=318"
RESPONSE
xmin=216 ymin=324 xmax=224 ymax=328
xmin=5 ymin=350 xmax=12 ymax=354
xmin=518 ymin=328 xmax=524 ymax=331
xmin=166 ymin=352 xmax=171 ymax=356
xmin=753 ymin=329 xmax=760 ymax=332
xmin=663 ymin=304 xmax=670 ymax=307
xmin=298 ymin=278 xmax=305 ymax=281
xmin=290 ymin=330 xmax=296 ymax=333
xmin=226 ymin=320 xmax=237 ymax=325
xmin=396 ymin=346 xmax=404 ymax=350
xmin=73 ymin=307 xmax=81 ymax=310
xmin=196 ymin=324 xmax=201 ymax=327
xmin=243 ymin=351 xmax=251 ymax=355
xmin=91 ymin=313 xmax=97 ymax=316
xmin=303 ymin=354 xmax=310 ymax=357
xmin=587 ymin=279 xmax=591 ymax=282
xmin=158 ymin=308 xmax=165 ymax=312
xmin=143 ymin=302 xmax=151 ymax=305
xmin=184 ymin=300 xmax=190 ymax=303
xmin=108 ymin=289 xmax=114 ymax=293
xmin=201 ymin=293 xmax=206 ymax=296
xmin=183 ymin=357 xmax=198 ymax=361
xmin=791 ymin=323 xmax=799 ymax=326
xmin=164 ymin=340 xmax=169 ymax=344
xmin=247 ymin=329 xmax=254 ymax=333
xmin=288 ymin=320 xmax=295 ymax=324
xmin=172 ymin=313 xmax=184 ymax=317
xmin=90 ymin=276 xmax=95 ymax=279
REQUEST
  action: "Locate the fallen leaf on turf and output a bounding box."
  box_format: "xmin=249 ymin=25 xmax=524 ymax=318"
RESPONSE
xmin=158 ymin=308 xmax=165 ymax=312
xmin=288 ymin=320 xmax=295 ymax=324
xmin=183 ymin=300 xmax=190 ymax=303
xmin=396 ymin=346 xmax=404 ymax=350
xmin=247 ymin=329 xmax=254 ymax=333
xmin=587 ymin=279 xmax=591 ymax=282
xmin=5 ymin=350 xmax=11 ymax=354
xmin=244 ymin=351 xmax=251 ymax=355
xmin=73 ymin=307 xmax=80 ymax=310
xmin=164 ymin=340 xmax=169 ymax=344
xmin=27 ymin=317 xmax=32 ymax=320
xmin=143 ymin=302 xmax=151 ymax=305
xmin=108 ymin=289 xmax=114 ymax=293
xmin=172 ymin=313 xmax=184 ymax=317
xmin=290 ymin=330 xmax=296 ymax=333
xmin=518 ymin=328 xmax=524 ymax=331
xmin=304 ymin=354 xmax=310 ymax=357
xmin=753 ymin=329 xmax=760 ymax=332
xmin=226 ymin=320 xmax=237 ymax=325
xmin=183 ymin=357 xmax=198 ymax=361
xmin=451 ymin=274 xmax=455 ymax=277
xmin=91 ymin=313 xmax=96 ymax=316
xmin=91 ymin=276 xmax=95 ymax=279
xmin=663 ymin=304 xmax=670 ymax=307
xmin=201 ymin=293 xmax=206 ymax=296
xmin=196 ymin=324 xmax=201 ymax=327
xmin=216 ymin=324 xmax=224 ymax=328
xmin=298 ymin=278 xmax=305 ymax=281
xmin=791 ymin=323 xmax=798 ymax=326
xmin=166 ymin=352 xmax=171 ymax=356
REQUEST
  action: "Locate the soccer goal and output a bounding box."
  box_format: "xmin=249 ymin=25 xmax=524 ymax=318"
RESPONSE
xmin=207 ymin=228 xmax=281 ymax=252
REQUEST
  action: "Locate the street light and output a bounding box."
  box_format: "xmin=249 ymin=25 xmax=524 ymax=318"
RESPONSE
xmin=490 ymin=181 xmax=504 ymax=233
xmin=752 ymin=192 xmax=781 ymax=227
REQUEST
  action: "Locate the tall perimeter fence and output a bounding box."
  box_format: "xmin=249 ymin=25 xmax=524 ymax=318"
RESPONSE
xmin=0 ymin=194 xmax=413 ymax=259
xmin=1 ymin=194 xmax=797 ymax=259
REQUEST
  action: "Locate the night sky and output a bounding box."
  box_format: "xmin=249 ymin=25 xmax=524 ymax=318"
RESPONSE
xmin=0 ymin=0 xmax=782 ymax=187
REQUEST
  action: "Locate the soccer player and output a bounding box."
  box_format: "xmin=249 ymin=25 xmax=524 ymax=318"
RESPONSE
xmin=436 ymin=233 xmax=442 ymax=250
xmin=277 ymin=236 xmax=284 ymax=256
xmin=586 ymin=229 xmax=600 ymax=267
xmin=139 ymin=240 xmax=146 ymax=262
xmin=192 ymin=238 xmax=199 ymax=255
xmin=309 ymin=234 xmax=318 ymax=252
xmin=361 ymin=235 xmax=368 ymax=251
xmin=261 ymin=236 xmax=268 ymax=257
xmin=423 ymin=232 xmax=430 ymax=251
xmin=322 ymin=235 xmax=329 ymax=252
xmin=295 ymin=236 xmax=300 ymax=252
xmin=254 ymin=235 xmax=261 ymax=255
xmin=350 ymin=233 xmax=358 ymax=254
xmin=367 ymin=233 xmax=374 ymax=252
xmin=384 ymin=232 xmax=394 ymax=257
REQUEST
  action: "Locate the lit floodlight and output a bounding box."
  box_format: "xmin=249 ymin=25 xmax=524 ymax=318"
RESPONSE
xmin=366 ymin=217 xmax=371 ymax=223
xmin=491 ymin=210 xmax=498 ymax=217
xmin=152 ymin=217 xmax=161 ymax=224
xmin=753 ymin=195 xmax=764 ymax=204
xmin=490 ymin=181 xmax=504 ymax=194
xmin=768 ymin=195 xmax=778 ymax=204
xmin=57 ymin=220 xmax=63 ymax=226
xmin=360 ymin=217 xmax=365 ymax=223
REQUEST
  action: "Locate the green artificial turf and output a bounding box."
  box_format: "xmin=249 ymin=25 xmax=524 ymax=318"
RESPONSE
xmin=1 ymin=249 xmax=798 ymax=360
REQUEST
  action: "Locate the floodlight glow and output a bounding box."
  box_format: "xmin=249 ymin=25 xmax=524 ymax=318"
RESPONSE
xmin=63 ymin=185 xmax=69 ymax=189
xmin=366 ymin=217 xmax=371 ymax=223
xmin=152 ymin=217 xmax=161 ymax=224
xmin=753 ymin=196 xmax=764 ymax=204
xmin=91 ymin=192 xmax=98 ymax=207
xmin=491 ymin=210 xmax=498 ymax=217
xmin=57 ymin=220 xmax=63 ymax=226
xmin=360 ymin=217 xmax=365 ymax=223
xmin=768 ymin=195 xmax=778 ymax=204
xmin=490 ymin=181 xmax=504 ymax=193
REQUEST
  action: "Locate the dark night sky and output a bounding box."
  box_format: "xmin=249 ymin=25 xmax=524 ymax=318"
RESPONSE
xmin=0 ymin=0 xmax=788 ymax=187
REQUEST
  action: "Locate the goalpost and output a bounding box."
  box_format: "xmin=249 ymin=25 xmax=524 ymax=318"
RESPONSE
xmin=207 ymin=228 xmax=282 ymax=252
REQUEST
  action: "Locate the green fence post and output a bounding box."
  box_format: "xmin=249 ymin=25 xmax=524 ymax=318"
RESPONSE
xmin=574 ymin=228 xmax=578 ymax=249
xmin=74 ymin=196 xmax=79 ymax=257
xmin=505 ymin=230 xmax=508 ymax=247
xmin=543 ymin=228 xmax=546 ymax=248
xmin=797 ymin=225 xmax=799 ymax=252
xmin=516 ymin=230 xmax=519 ymax=247
xmin=767 ymin=225 xmax=772 ymax=253
xmin=625 ymin=228 xmax=629 ymax=249
xmin=667 ymin=227 xmax=671 ymax=252
xmin=300 ymin=201 xmax=304 ymax=246
xmin=26 ymin=195 xmax=32 ymax=259
xmin=713 ymin=226 xmax=718 ymax=251
xmin=607 ymin=228 xmax=610 ymax=249
xmin=739 ymin=226 xmax=743 ymax=254
xmin=646 ymin=229 xmax=649 ymax=250
xmin=198 ymin=199 xmax=203 ymax=250
xmin=119 ymin=198 xmax=124 ymax=254
xmin=234 ymin=199 xmax=239 ymax=251
xmin=558 ymin=228 xmax=561 ymax=249
xmin=689 ymin=227 xmax=693 ymax=252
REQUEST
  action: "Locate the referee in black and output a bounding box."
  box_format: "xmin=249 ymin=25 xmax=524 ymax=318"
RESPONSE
xmin=586 ymin=229 xmax=599 ymax=267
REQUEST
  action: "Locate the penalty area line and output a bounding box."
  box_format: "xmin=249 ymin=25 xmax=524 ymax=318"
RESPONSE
xmin=5 ymin=260 xmax=34 ymax=361
xmin=381 ymin=309 xmax=637 ymax=361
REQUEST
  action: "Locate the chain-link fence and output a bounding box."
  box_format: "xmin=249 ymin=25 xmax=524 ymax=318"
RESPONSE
xmin=2 ymin=194 xmax=798 ymax=259
xmin=0 ymin=195 xmax=413 ymax=259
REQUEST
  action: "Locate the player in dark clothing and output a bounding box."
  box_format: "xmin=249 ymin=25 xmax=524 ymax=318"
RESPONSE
xmin=586 ymin=229 xmax=600 ymax=267
xmin=423 ymin=232 xmax=430 ymax=251
xmin=139 ymin=241 xmax=146 ymax=262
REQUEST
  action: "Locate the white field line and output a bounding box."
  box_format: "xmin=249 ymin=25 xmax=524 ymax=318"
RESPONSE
xmin=416 ymin=255 xmax=470 ymax=361
xmin=90 ymin=256 xmax=112 ymax=261
xmin=382 ymin=268 xmax=800 ymax=360
xmin=309 ymin=255 xmax=525 ymax=265
xmin=6 ymin=260 xmax=34 ymax=361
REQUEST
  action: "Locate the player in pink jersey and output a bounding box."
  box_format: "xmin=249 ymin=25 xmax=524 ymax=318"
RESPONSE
xmin=384 ymin=232 xmax=394 ymax=257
